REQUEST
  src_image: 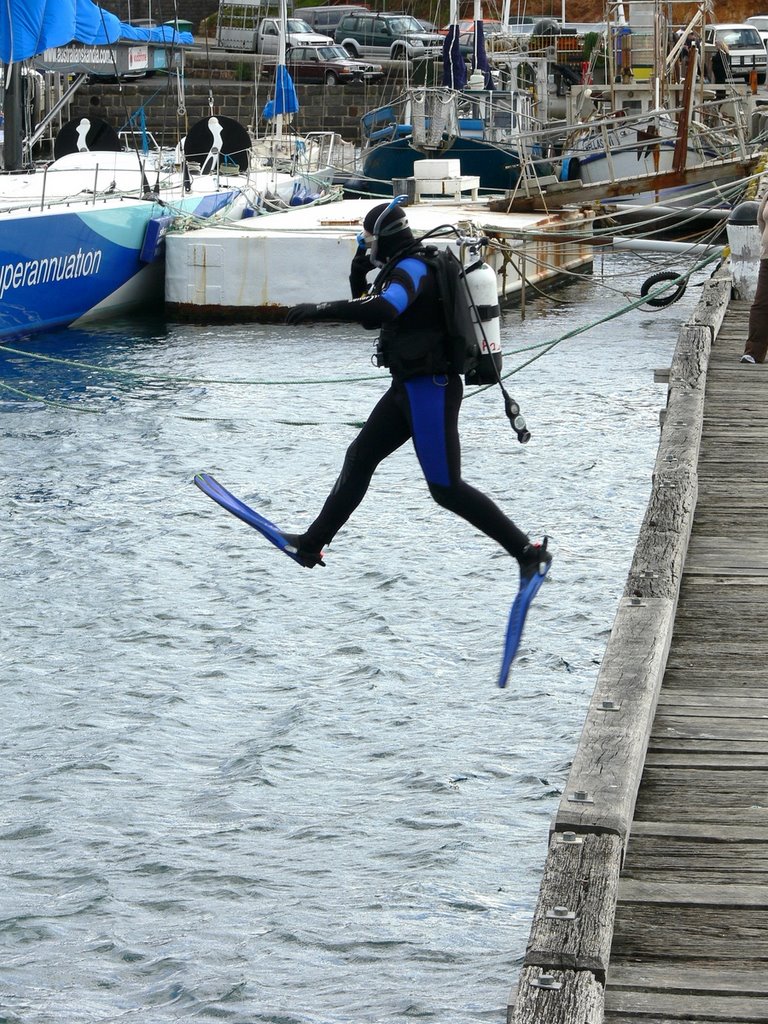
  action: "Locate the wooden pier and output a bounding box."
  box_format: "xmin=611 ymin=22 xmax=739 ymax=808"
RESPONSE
xmin=508 ymin=273 xmax=768 ymax=1023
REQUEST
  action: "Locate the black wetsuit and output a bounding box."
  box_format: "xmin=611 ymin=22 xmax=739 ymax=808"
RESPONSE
xmin=299 ymin=251 xmax=530 ymax=560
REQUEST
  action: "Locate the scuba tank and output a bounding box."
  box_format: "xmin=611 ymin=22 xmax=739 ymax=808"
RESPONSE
xmin=454 ymin=235 xmax=529 ymax=444
xmin=463 ymin=257 xmax=502 ymax=386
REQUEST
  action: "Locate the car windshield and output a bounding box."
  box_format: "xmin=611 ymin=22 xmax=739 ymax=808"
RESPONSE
xmin=717 ymin=27 xmax=762 ymax=47
xmin=317 ymin=45 xmax=348 ymax=58
xmin=286 ymin=19 xmax=313 ymax=32
xmin=387 ymin=16 xmax=424 ymax=34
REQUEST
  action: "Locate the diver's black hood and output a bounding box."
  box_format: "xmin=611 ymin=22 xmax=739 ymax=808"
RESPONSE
xmin=363 ymin=203 xmax=415 ymax=265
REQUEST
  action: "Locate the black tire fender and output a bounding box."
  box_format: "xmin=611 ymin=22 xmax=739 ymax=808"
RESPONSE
xmin=640 ymin=270 xmax=687 ymax=308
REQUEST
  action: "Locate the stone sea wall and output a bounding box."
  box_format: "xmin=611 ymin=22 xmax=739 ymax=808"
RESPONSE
xmin=70 ymin=75 xmax=406 ymax=146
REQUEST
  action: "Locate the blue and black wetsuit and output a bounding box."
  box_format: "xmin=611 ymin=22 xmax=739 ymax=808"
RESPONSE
xmin=297 ymin=251 xmax=531 ymax=560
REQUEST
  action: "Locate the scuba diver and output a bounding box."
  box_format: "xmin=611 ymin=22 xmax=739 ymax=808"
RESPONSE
xmin=282 ymin=200 xmax=551 ymax=590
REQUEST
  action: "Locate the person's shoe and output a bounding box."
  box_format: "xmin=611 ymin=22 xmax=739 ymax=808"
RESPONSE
xmin=518 ymin=537 xmax=552 ymax=585
xmin=282 ymin=533 xmax=326 ymax=568
xmin=740 ymin=354 xmax=757 ymax=364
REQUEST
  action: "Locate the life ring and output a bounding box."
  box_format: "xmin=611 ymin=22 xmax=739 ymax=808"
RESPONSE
xmin=640 ymin=270 xmax=687 ymax=308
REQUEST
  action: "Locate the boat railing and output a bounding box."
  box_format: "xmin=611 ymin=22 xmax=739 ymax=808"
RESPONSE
xmin=297 ymin=132 xmax=357 ymax=176
xmin=361 ymin=85 xmax=550 ymax=153
xmin=561 ymin=98 xmax=752 ymax=160
xmin=0 ymin=156 xmax=173 ymax=216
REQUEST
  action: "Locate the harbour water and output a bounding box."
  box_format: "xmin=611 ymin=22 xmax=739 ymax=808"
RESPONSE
xmin=1 ymin=251 xmax=713 ymax=1023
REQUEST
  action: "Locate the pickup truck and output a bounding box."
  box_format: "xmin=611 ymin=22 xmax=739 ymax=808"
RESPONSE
xmin=255 ymin=17 xmax=333 ymax=54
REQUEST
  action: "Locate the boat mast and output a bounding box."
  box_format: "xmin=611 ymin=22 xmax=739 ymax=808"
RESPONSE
xmin=275 ymin=0 xmax=287 ymax=145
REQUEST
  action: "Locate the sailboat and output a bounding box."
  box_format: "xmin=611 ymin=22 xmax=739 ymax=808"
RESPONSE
xmin=0 ymin=0 xmax=262 ymax=339
xmin=353 ymin=0 xmax=555 ymax=193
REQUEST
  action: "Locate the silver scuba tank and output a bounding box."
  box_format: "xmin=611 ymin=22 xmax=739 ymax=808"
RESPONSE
xmin=463 ymin=257 xmax=502 ymax=386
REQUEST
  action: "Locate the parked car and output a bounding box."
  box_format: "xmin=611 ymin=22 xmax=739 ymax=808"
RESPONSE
xmin=335 ymin=12 xmax=443 ymax=60
xmin=270 ymin=44 xmax=383 ymax=84
xmin=257 ymin=17 xmax=333 ymax=54
xmin=703 ymin=23 xmax=768 ymax=83
xmin=300 ymin=5 xmax=369 ymax=35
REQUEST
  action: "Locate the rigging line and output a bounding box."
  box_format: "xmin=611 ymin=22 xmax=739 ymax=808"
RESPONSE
xmin=466 ymin=248 xmax=724 ymax=398
xmin=0 ymin=344 xmax=385 ymax=386
xmin=0 ymin=379 xmax=105 ymax=413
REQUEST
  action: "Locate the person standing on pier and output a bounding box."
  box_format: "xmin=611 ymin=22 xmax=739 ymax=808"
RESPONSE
xmin=741 ymin=190 xmax=768 ymax=364
xmin=281 ymin=200 xmax=551 ymax=593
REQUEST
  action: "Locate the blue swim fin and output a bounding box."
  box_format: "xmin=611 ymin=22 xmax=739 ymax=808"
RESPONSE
xmin=498 ymin=542 xmax=551 ymax=688
xmin=194 ymin=472 xmax=324 ymax=567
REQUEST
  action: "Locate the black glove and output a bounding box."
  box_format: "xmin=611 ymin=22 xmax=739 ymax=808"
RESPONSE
xmin=349 ymin=249 xmax=375 ymax=298
xmin=286 ymin=303 xmax=319 ymax=326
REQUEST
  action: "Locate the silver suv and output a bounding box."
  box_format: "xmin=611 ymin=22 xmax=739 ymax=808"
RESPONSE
xmin=334 ymin=13 xmax=443 ymax=60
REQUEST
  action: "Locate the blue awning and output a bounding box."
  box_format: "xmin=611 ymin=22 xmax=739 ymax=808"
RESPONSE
xmin=1 ymin=0 xmax=76 ymax=62
xmin=1 ymin=0 xmax=193 ymax=63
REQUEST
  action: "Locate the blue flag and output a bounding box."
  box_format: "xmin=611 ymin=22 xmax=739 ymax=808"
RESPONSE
xmin=263 ymin=64 xmax=299 ymax=119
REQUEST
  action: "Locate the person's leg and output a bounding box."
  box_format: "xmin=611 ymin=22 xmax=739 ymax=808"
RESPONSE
xmin=299 ymin=384 xmax=412 ymax=552
xmin=403 ymin=374 xmax=532 ymax=560
xmin=744 ymin=258 xmax=768 ymax=362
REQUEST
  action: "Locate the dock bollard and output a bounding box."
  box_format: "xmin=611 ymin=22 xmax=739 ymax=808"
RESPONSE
xmin=726 ymin=200 xmax=761 ymax=302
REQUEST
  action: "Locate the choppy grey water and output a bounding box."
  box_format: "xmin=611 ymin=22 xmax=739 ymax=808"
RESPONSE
xmin=1 ymin=251 xmax=712 ymax=1024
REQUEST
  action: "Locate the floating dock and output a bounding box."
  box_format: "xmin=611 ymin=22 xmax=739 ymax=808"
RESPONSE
xmin=164 ymin=195 xmax=595 ymax=321
xmin=508 ymin=272 xmax=768 ymax=1022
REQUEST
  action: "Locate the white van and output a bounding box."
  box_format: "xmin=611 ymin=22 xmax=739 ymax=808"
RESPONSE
xmin=746 ymin=15 xmax=768 ymax=49
xmin=703 ymin=23 xmax=768 ymax=84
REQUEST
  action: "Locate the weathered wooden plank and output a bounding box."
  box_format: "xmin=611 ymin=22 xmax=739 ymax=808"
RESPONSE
xmin=554 ymin=598 xmax=674 ymax=840
xmin=508 ymin=968 xmax=604 ymax=1024
xmin=620 ymin=868 xmax=768 ymax=885
xmin=650 ymin=714 xmax=768 ymax=740
xmin=651 ymin=705 xmax=768 ymax=720
xmin=656 ymin=690 xmax=768 ymax=706
xmin=618 ymin=878 xmax=768 ymax=906
xmin=604 ymin=989 xmax=768 ymax=1021
xmin=610 ymin=904 xmax=768 ymax=959
xmin=645 ymin=751 xmax=768 ymax=768
xmin=662 ymin=670 xmax=768 ymax=687
xmin=648 ymin=737 xmax=768 ymax=754
xmin=608 ymin=961 xmax=768 ymax=994
xmin=628 ymin=820 xmax=768 ymax=840
xmin=633 ymin=804 xmax=768 ymax=826
xmin=523 ymin=833 xmax=622 ymax=980
xmin=663 ymin=642 xmax=768 ymax=657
